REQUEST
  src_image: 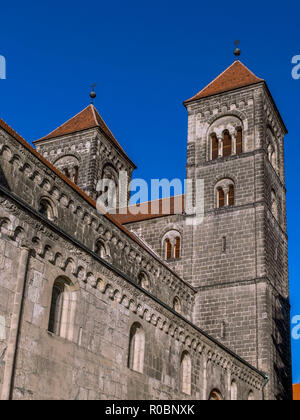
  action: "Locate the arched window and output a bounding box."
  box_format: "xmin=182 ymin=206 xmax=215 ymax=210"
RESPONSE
xmin=209 ymin=389 xmax=223 ymax=400
xmin=208 ymin=115 xmax=243 ymax=161
xmin=236 ymin=128 xmax=243 ymax=154
xmin=54 ymin=155 xmax=80 ymax=185
xmin=223 ymin=131 xmax=232 ymax=157
xmin=101 ymin=163 xmax=119 ymax=210
xmin=266 ymin=128 xmax=278 ymax=173
xmin=181 ymin=351 xmax=192 ymax=395
xmin=174 ymin=237 xmax=181 ymax=259
xmin=165 ymin=238 xmax=172 ymax=261
xmin=48 ymin=281 xmax=64 ymax=335
xmin=231 ymin=380 xmax=238 ymax=400
xmin=173 ymin=296 xmax=182 ymax=314
xmin=211 ymin=134 xmax=219 ymax=160
xmin=138 ymin=272 xmax=150 ymax=291
xmin=128 ymin=323 xmax=145 ymax=373
xmin=271 ymin=189 xmax=278 ymax=220
xmin=228 ymin=184 xmax=234 ymax=206
xmin=163 ymin=231 xmax=182 ymax=261
xmin=48 ymin=277 xmax=76 ymax=340
xmin=217 ymin=188 xmax=225 ymax=208
xmin=216 ymin=179 xmax=235 ymax=209
xmin=39 ymin=198 xmax=55 ymax=221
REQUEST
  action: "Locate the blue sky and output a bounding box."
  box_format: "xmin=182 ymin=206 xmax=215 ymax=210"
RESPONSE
xmin=0 ymin=0 xmax=300 ymax=384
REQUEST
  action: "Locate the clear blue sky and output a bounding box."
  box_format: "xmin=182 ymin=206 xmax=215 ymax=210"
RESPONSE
xmin=0 ymin=0 xmax=299 ymax=383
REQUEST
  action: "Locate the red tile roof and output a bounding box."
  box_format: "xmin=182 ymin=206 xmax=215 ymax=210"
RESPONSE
xmin=293 ymin=384 xmax=300 ymax=400
xmin=33 ymin=104 xmax=136 ymax=168
xmin=115 ymin=195 xmax=185 ymax=225
xmin=184 ymin=60 xmax=264 ymax=103
xmin=0 ymin=117 xmax=193 ymax=290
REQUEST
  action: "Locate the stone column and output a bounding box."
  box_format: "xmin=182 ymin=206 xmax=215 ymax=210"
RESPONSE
xmin=231 ymin=132 xmax=237 ymax=155
xmin=1 ymin=246 xmax=30 ymax=400
xmin=218 ymin=137 xmax=223 ymax=158
xmin=223 ymin=186 xmax=230 ymax=206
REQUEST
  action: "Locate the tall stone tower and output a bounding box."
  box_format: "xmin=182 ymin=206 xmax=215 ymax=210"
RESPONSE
xmin=34 ymin=104 xmax=136 ymax=202
xmin=184 ymin=60 xmax=292 ymax=400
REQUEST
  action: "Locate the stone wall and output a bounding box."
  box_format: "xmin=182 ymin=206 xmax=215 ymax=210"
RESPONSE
xmin=0 ymin=192 xmax=264 ymax=400
xmin=0 ymin=123 xmax=265 ymax=399
xmin=0 ymin=127 xmax=195 ymax=319
xmin=126 ymin=83 xmax=292 ymax=400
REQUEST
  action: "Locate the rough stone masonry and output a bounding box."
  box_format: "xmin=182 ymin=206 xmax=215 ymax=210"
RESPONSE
xmin=0 ymin=59 xmax=292 ymax=400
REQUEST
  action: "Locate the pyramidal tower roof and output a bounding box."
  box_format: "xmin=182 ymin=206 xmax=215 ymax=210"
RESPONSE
xmin=34 ymin=104 xmax=136 ymax=167
xmin=184 ymin=60 xmax=264 ymax=103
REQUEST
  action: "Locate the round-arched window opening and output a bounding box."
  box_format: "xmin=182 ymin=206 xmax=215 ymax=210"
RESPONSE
xmin=162 ymin=230 xmax=182 ymax=261
xmin=209 ymin=389 xmax=223 ymax=400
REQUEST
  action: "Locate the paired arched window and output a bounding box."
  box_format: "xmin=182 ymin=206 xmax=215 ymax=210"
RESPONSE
xmin=173 ymin=296 xmax=182 ymax=314
xmin=210 ymin=125 xmax=243 ymax=160
xmin=181 ymin=351 xmax=192 ymax=395
xmin=216 ymin=180 xmax=235 ymax=208
xmin=54 ymin=155 xmax=80 ymax=185
xmin=163 ymin=231 xmax=182 ymax=261
xmin=128 ymin=323 xmax=145 ymax=373
xmin=138 ymin=272 xmax=150 ymax=291
xmin=231 ymin=380 xmax=238 ymax=400
xmin=48 ymin=277 xmax=76 ymax=340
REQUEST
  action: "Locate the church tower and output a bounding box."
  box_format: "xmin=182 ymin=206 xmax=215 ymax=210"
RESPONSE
xmin=184 ymin=60 xmax=292 ymax=399
xmin=34 ymin=104 xmax=136 ymax=202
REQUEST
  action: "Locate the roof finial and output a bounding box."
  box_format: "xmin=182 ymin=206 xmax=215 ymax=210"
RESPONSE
xmin=234 ymin=40 xmax=241 ymax=58
xmin=90 ymin=83 xmax=97 ymax=104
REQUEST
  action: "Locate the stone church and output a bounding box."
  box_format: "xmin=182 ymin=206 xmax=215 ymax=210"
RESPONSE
xmin=0 ymin=59 xmax=292 ymax=400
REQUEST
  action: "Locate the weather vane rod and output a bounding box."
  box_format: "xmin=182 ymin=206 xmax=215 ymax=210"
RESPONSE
xmin=234 ymin=40 xmax=241 ymax=58
xmin=90 ymin=83 xmax=97 ymax=104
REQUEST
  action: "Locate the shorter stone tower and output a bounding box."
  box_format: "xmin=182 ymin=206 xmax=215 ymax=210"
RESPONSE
xmin=34 ymin=104 xmax=136 ymax=202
